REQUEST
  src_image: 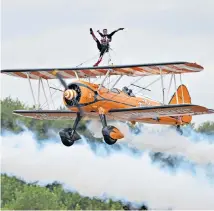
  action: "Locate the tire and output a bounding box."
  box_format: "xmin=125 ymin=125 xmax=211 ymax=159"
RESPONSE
xmin=103 ymin=135 xmax=117 ymax=145
xmin=59 ymin=128 xmax=81 ymax=147
xmin=60 ymin=135 xmax=74 ymax=147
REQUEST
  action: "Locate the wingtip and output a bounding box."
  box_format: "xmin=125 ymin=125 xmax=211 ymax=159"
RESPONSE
xmin=208 ymin=109 xmax=214 ymax=113
xmin=185 ymin=62 xmax=204 ymax=70
xmin=13 ymin=110 xmax=23 ymax=116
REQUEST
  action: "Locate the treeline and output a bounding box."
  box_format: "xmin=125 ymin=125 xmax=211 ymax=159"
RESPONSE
xmin=1 ymin=174 xmax=126 ymax=210
xmin=1 ymin=174 xmax=149 ymax=210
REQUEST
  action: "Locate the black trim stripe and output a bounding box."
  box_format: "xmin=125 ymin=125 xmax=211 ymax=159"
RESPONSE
xmin=1 ymin=62 xmax=187 ymax=73
xmin=109 ymin=104 xmax=194 ymax=113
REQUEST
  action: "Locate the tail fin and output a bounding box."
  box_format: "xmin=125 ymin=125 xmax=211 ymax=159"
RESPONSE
xmin=168 ymin=84 xmax=191 ymax=105
xmin=168 ymin=84 xmax=192 ymax=124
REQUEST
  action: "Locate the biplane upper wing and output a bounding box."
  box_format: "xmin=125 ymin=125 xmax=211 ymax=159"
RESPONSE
xmin=108 ymin=104 xmax=214 ymax=121
xmin=1 ymin=61 xmax=203 ymax=79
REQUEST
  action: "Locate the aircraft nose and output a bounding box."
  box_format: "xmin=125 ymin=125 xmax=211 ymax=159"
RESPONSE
xmin=64 ymin=89 xmax=77 ymax=100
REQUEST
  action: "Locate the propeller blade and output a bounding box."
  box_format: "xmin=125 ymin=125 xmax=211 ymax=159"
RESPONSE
xmin=52 ymin=70 xmax=84 ymax=116
xmin=56 ymin=73 xmax=68 ymax=89
xmin=52 ymin=70 xmax=68 ymax=89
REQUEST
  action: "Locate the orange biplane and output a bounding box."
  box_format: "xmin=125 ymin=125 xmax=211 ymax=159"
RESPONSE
xmin=1 ymin=62 xmax=214 ymax=146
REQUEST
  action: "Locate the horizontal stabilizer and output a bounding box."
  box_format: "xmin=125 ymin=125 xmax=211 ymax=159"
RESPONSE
xmin=109 ymin=104 xmax=214 ymax=121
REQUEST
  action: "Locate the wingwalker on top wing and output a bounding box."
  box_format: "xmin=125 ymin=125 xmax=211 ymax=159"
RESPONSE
xmin=1 ymin=60 xmax=214 ymax=147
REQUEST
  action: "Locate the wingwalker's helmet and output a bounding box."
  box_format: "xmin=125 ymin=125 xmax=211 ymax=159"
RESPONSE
xmin=103 ymin=29 xmax=108 ymax=35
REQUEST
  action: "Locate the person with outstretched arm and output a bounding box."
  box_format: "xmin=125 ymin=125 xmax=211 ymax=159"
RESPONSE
xmin=90 ymin=28 xmax=124 ymax=66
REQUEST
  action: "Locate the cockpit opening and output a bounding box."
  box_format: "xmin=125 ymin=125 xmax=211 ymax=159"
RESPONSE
xmin=122 ymin=86 xmax=135 ymax=97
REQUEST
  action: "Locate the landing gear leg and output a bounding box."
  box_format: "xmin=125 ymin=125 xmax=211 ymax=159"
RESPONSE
xmin=99 ymin=109 xmax=124 ymax=145
xmin=99 ymin=113 xmax=107 ymax=128
xmin=59 ymin=113 xmax=82 ymax=147
xmin=176 ymin=125 xmax=183 ymax=135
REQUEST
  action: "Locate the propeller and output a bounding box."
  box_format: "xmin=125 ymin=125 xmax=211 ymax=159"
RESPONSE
xmin=52 ymin=70 xmax=83 ymax=116
xmin=53 ymin=70 xmax=68 ymax=90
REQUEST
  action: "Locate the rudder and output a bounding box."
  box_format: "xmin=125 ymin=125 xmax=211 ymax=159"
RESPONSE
xmin=168 ymin=84 xmax=192 ymax=124
xmin=168 ymin=84 xmax=191 ymax=105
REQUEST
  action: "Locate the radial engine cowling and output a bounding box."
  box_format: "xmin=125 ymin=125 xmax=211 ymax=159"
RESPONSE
xmin=63 ymin=83 xmax=95 ymax=107
xmin=63 ymin=84 xmax=81 ymax=106
xmin=64 ymin=90 xmax=77 ymax=101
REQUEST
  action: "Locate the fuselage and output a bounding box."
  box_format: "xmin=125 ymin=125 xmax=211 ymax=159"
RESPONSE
xmin=63 ymin=80 xmax=160 ymax=110
xmin=62 ymin=80 xmax=190 ymax=125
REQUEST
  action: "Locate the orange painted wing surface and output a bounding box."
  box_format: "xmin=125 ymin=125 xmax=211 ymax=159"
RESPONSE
xmin=13 ymin=109 xmax=107 ymax=120
xmin=13 ymin=110 xmax=78 ymax=120
xmin=108 ymin=104 xmax=214 ymax=121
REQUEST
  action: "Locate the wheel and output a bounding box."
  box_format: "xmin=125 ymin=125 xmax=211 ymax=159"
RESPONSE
xmin=59 ymin=128 xmax=81 ymax=147
xmin=103 ymin=135 xmax=117 ymax=145
xmin=60 ymin=135 xmax=74 ymax=147
xmin=102 ymin=125 xmax=121 ymax=145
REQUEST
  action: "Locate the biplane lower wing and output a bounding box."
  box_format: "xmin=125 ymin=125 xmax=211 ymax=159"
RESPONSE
xmin=13 ymin=110 xmax=99 ymax=120
xmin=14 ymin=104 xmax=214 ymax=122
xmin=13 ymin=110 xmax=78 ymax=120
xmin=108 ymin=104 xmax=214 ymax=121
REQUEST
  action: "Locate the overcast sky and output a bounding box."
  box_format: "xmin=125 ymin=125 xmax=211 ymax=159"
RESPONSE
xmin=1 ymin=0 xmax=214 ymax=124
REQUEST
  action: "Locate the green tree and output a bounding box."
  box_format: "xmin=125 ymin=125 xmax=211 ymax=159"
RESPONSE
xmin=196 ymin=121 xmax=214 ymax=135
xmin=1 ymin=174 xmax=25 ymax=208
xmin=1 ymin=97 xmax=27 ymax=133
xmin=1 ymin=174 xmax=124 ymax=210
xmin=3 ymin=185 xmax=66 ymax=210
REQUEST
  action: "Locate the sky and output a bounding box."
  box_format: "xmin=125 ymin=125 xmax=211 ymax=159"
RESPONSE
xmin=1 ymin=0 xmax=214 ymax=124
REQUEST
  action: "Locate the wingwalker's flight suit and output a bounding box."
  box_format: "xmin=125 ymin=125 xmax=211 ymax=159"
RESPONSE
xmin=90 ymin=28 xmax=124 ymax=66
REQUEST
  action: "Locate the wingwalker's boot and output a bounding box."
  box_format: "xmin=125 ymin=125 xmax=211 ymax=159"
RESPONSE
xmin=98 ymin=107 xmax=124 ymax=145
xmin=93 ymin=56 xmax=103 ymax=67
xmin=90 ymin=28 xmax=98 ymax=41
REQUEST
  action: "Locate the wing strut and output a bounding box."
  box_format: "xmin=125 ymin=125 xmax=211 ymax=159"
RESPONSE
xmin=98 ymin=69 xmax=111 ymax=90
xmin=167 ymin=74 xmax=173 ymax=102
xmin=74 ymin=71 xmax=79 ymax=80
xmin=41 ymin=79 xmax=49 ymax=109
xmin=46 ymin=80 xmax=56 ymax=109
xmin=111 ymin=75 xmax=123 ymax=89
xmin=180 ymin=74 xmax=185 ymax=104
xmin=26 ymin=72 xmax=37 ymax=106
xmin=37 ymin=78 xmax=41 ymax=109
xmin=173 ymin=74 xmax=179 ymax=104
xmin=159 ymin=67 xmax=165 ymax=104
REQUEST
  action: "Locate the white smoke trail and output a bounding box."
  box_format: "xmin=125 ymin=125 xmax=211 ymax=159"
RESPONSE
xmin=1 ymin=129 xmax=214 ymax=209
xmin=87 ymin=121 xmax=214 ymax=165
